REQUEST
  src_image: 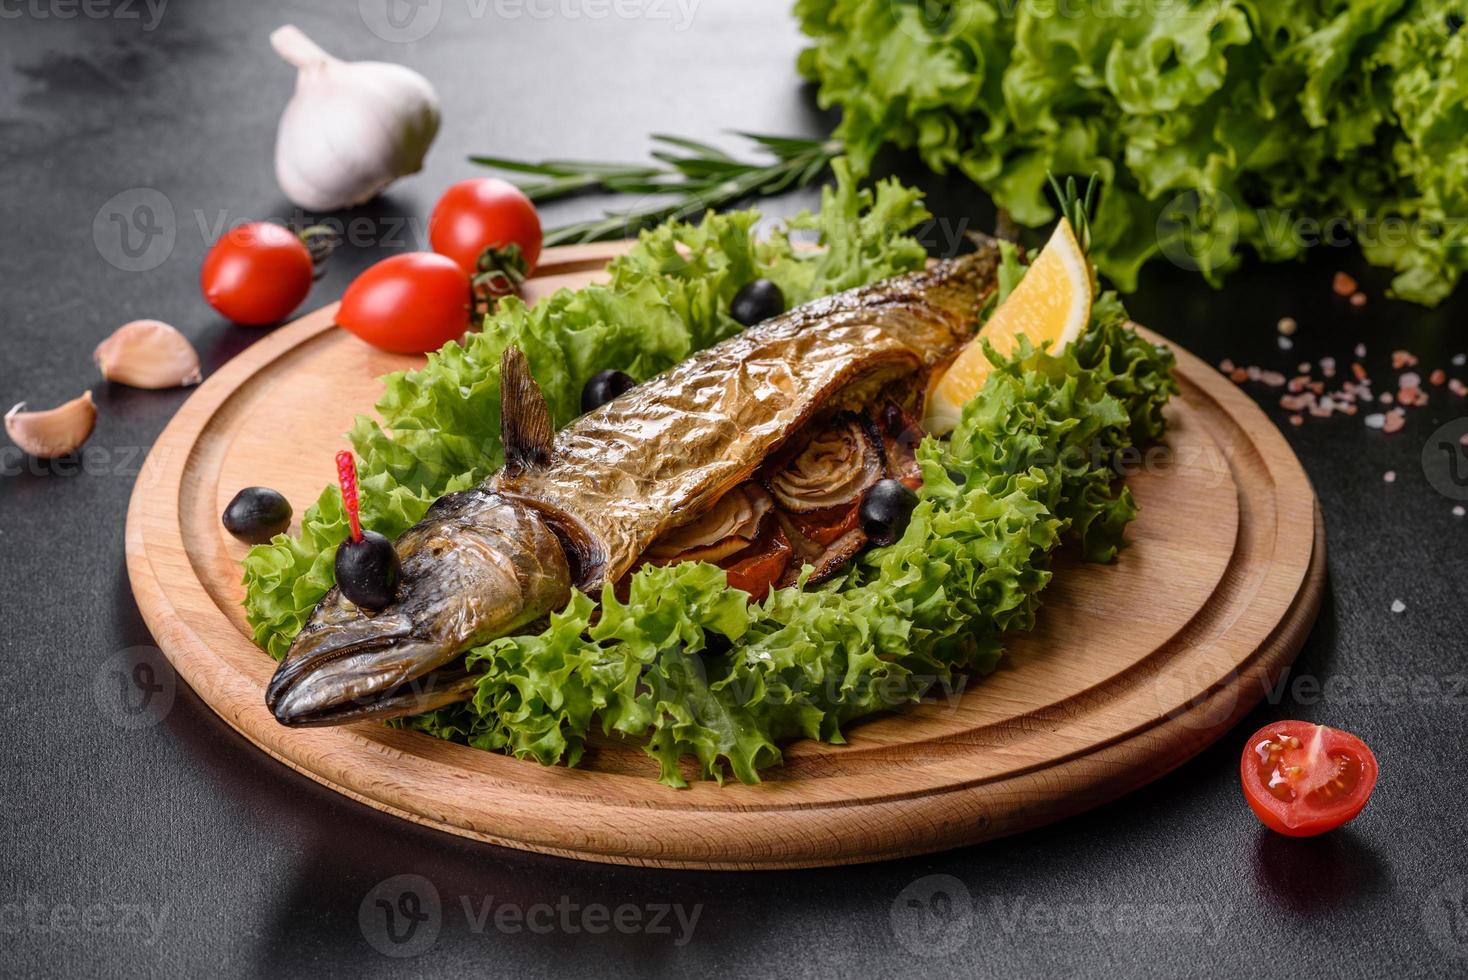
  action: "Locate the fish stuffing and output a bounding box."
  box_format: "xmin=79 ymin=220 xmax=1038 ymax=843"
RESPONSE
xmin=267 ymin=243 xmax=1001 ymax=726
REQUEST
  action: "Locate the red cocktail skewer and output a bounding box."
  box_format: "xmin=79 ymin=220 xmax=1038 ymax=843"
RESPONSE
xmin=336 ymin=450 xmax=364 ymax=543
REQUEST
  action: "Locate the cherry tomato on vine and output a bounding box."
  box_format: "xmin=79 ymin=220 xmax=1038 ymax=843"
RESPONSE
xmin=1239 ymin=721 xmax=1378 ymax=837
xmin=429 ymin=178 xmax=543 ymax=276
xmin=201 ymin=222 xmax=315 ymax=326
xmin=337 ymin=252 xmax=472 ymax=354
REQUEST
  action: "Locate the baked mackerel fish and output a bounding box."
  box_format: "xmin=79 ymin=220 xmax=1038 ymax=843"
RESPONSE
xmin=266 ymin=242 xmax=1001 ymax=727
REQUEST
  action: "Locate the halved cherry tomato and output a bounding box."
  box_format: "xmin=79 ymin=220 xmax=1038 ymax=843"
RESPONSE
xmin=429 ymin=178 xmax=543 ymax=276
xmin=1240 ymin=721 xmax=1378 ymax=837
xmin=337 ymin=253 xmax=472 ymax=354
xmin=722 ymin=530 xmax=792 ymax=599
xmin=201 ymin=222 xmax=314 ymax=326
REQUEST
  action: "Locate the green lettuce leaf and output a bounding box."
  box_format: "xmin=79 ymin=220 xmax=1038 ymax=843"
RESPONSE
xmin=796 ymin=0 xmax=1468 ymax=305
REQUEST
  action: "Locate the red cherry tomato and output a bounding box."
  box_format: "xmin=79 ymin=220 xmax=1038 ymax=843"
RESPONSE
xmin=201 ymin=222 xmax=315 ymax=326
xmin=337 ymin=253 xmax=472 ymax=354
xmin=429 ymin=178 xmax=543 ymax=276
xmin=1240 ymin=721 xmax=1378 ymax=837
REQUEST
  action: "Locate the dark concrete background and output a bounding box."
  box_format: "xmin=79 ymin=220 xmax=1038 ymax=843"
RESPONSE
xmin=2 ymin=1 xmax=1466 ymax=976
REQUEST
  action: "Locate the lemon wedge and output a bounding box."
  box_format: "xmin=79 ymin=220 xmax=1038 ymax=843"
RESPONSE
xmin=924 ymin=217 xmax=1093 ymax=434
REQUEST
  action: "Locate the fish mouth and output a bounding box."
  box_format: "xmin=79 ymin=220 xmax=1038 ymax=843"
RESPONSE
xmin=265 ymin=488 xmax=576 ymax=728
xmin=266 ymin=612 xmax=470 ymax=726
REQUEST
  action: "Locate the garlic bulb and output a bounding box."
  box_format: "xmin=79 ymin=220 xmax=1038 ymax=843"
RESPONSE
xmin=94 ymin=319 xmax=203 ymax=389
xmin=270 ymin=25 xmax=441 ymax=212
xmin=6 ymin=392 xmax=97 ymax=459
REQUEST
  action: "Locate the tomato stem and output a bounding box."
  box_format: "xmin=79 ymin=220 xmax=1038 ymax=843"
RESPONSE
xmin=470 ymin=243 xmax=529 ymax=319
xmin=299 ymin=224 xmax=341 ymax=277
xmin=335 ymin=450 xmax=364 ymax=543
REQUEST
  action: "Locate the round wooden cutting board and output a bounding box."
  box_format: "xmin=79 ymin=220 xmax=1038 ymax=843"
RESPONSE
xmin=126 ymin=241 xmax=1324 ymax=870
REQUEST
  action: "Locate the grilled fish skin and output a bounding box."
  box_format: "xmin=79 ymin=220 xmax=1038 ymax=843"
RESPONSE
xmin=267 ymin=245 xmax=1000 ymax=727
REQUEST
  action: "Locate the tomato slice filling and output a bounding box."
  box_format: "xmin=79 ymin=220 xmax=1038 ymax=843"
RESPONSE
xmin=718 ymin=527 xmax=792 ymax=599
xmin=787 ymin=499 xmax=863 ymax=547
xmin=631 ymin=396 xmax=929 ymax=597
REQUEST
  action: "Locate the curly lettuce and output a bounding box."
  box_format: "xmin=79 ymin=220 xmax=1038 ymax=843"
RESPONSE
xmin=404 ymin=304 xmax=1176 ymax=787
xmin=243 ymin=162 xmax=1177 ymax=786
xmin=796 ymin=0 xmax=1468 ymax=305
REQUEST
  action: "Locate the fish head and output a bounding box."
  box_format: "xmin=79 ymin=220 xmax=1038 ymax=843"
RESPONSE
xmin=266 ymin=489 xmax=573 ymax=726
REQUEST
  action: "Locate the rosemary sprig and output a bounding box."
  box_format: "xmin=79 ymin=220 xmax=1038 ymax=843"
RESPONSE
xmin=1047 ymin=172 xmax=1099 ymax=254
xmin=470 ymin=133 xmax=843 ymax=246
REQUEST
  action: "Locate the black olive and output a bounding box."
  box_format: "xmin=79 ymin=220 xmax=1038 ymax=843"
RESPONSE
xmin=581 ymin=369 xmax=637 ymax=413
xmin=334 ymin=531 xmax=401 ymax=611
xmin=860 ymin=479 xmax=919 ymax=547
xmin=730 ymin=278 xmax=785 ymax=327
xmin=222 ymin=487 xmax=293 ymax=544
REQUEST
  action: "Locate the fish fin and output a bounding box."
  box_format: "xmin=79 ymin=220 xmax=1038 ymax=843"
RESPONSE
xmin=500 ymin=345 xmax=554 ymax=472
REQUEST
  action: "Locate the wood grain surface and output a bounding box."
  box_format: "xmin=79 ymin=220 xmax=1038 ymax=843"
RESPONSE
xmin=125 ymin=241 xmax=1325 ymax=869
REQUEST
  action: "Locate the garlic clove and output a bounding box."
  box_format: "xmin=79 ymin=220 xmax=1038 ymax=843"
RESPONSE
xmin=270 ymin=25 xmax=441 ymax=212
xmin=94 ymin=319 xmax=203 ymax=389
xmin=6 ymin=392 xmax=98 ymax=459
